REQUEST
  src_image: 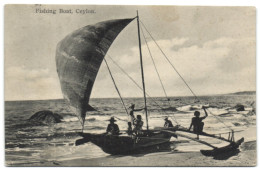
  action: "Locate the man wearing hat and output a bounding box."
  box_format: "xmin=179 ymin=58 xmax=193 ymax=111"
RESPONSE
xmin=188 ymin=106 xmax=208 ymax=139
xmin=106 ymin=117 xmax=120 ymax=135
xmin=164 ymin=117 xmax=174 ymax=128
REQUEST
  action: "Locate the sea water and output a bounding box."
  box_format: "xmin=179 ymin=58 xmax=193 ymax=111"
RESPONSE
xmin=5 ymin=95 xmax=256 ymax=166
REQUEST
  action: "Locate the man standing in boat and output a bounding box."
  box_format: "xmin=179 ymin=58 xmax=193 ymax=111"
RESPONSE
xmin=128 ymin=103 xmax=145 ymax=125
xmin=106 ymin=117 xmax=120 ymax=135
xmin=126 ymin=122 xmax=133 ymax=135
xmin=188 ymin=106 xmax=208 ymax=139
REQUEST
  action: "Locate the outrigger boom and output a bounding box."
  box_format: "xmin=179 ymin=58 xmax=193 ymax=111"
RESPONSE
xmin=162 ymin=130 xmax=217 ymax=148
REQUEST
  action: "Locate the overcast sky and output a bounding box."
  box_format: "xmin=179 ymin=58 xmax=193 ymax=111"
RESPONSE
xmin=5 ymin=5 xmax=255 ymax=100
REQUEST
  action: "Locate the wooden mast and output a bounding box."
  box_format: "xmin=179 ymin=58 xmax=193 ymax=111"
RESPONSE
xmin=136 ymin=10 xmax=149 ymax=130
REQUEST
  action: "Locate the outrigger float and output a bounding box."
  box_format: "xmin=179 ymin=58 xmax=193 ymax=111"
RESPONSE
xmin=56 ymin=11 xmax=244 ymax=156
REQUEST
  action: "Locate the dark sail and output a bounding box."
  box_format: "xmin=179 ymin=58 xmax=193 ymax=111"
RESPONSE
xmin=56 ymin=18 xmax=134 ymax=125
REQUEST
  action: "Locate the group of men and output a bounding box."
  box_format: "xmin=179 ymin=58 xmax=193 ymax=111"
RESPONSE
xmin=106 ymin=103 xmax=208 ymax=138
xmin=106 ymin=103 xmax=145 ymax=135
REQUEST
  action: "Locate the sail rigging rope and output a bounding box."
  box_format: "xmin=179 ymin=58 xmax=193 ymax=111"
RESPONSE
xmin=140 ymin=20 xmax=200 ymax=103
xmin=204 ymin=108 xmax=233 ymax=131
xmin=140 ymin=26 xmax=179 ymax=124
xmin=140 ymin=26 xmax=169 ymax=101
xmin=104 ymin=58 xmax=129 ymax=115
xmin=107 ymin=55 xmax=179 ymax=125
xmin=139 ymin=20 xmax=235 ymax=132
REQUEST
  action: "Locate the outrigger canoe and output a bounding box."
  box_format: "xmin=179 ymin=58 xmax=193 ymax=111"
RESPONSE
xmin=56 ymin=11 xmax=244 ymax=157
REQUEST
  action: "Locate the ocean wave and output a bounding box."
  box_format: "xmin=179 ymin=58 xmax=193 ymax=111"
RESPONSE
xmin=10 ymin=121 xmax=40 ymax=129
xmin=14 ymin=131 xmax=80 ymax=143
xmin=176 ymin=105 xmax=200 ymax=112
xmin=62 ymin=111 xmax=110 ymax=117
xmin=46 ymin=132 xmax=80 ymax=140
xmin=218 ymin=112 xmax=234 ymax=117
xmin=60 ymin=113 xmax=75 ymax=117
xmin=61 ymin=116 xmax=97 ymax=123
xmin=88 ymin=111 xmax=110 ymax=115
xmin=48 ymin=142 xmax=74 ymax=147
xmin=98 ymin=106 xmax=117 ymax=111
xmin=5 ymin=142 xmax=45 ymax=149
xmin=162 ymin=107 xmax=178 ymax=111
xmin=62 ymin=117 xmax=79 ymax=122
xmin=86 ymin=118 xmax=96 ymax=122
xmin=86 ymin=126 xmax=106 ymax=130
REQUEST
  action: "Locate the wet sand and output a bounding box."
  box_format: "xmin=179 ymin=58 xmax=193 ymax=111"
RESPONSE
xmin=16 ymin=140 xmax=256 ymax=167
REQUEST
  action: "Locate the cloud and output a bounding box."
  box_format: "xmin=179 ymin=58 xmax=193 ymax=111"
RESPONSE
xmin=5 ymin=67 xmax=62 ymax=100
xmin=5 ymin=36 xmax=255 ymax=100
xmin=4 ymin=6 xmax=255 ymax=101
xmin=92 ymin=36 xmax=255 ymax=98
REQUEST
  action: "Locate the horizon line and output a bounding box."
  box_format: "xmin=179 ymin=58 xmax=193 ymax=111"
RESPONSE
xmin=4 ymin=90 xmax=256 ymax=102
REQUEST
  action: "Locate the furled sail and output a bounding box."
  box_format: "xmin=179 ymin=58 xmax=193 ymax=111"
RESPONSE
xmin=56 ymin=18 xmax=135 ymax=125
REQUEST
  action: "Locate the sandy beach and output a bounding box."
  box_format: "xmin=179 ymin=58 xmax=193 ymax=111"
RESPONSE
xmin=15 ymin=140 xmax=256 ymax=167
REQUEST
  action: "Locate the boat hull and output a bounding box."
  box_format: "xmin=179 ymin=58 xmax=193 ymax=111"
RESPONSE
xmin=79 ymin=130 xmax=172 ymax=154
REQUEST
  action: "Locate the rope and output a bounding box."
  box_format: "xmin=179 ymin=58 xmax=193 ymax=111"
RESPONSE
xmin=140 ymin=26 xmax=179 ymax=124
xmin=140 ymin=26 xmax=169 ymax=101
xmin=107 ymin=55 xmax=179 ymax=125
xmin=139 ymin=20 xmax=238 ymax=133
xmin=140 ymin=20 xmax=200 ymax=103
xmin=139 ymin=20 xmax=237 ymax=133
xmin=205 ymin=108 xmax=233 ymax=131
xmin=104 ymin=58 xmax=129 ymax=115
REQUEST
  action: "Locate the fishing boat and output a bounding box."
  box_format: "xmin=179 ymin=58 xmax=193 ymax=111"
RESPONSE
xmin=56 ymin=11 xmax=244 ymax=156
xmin=76 ymin=130 xmax=172 ymax=155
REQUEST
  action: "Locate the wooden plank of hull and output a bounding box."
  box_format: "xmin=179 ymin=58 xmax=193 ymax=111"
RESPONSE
xmin=79 ymin=131 xmax=172 ymax=154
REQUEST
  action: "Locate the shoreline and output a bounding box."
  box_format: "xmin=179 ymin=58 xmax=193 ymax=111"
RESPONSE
xmin=9 ymin=140 xmax=256 ymax=167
